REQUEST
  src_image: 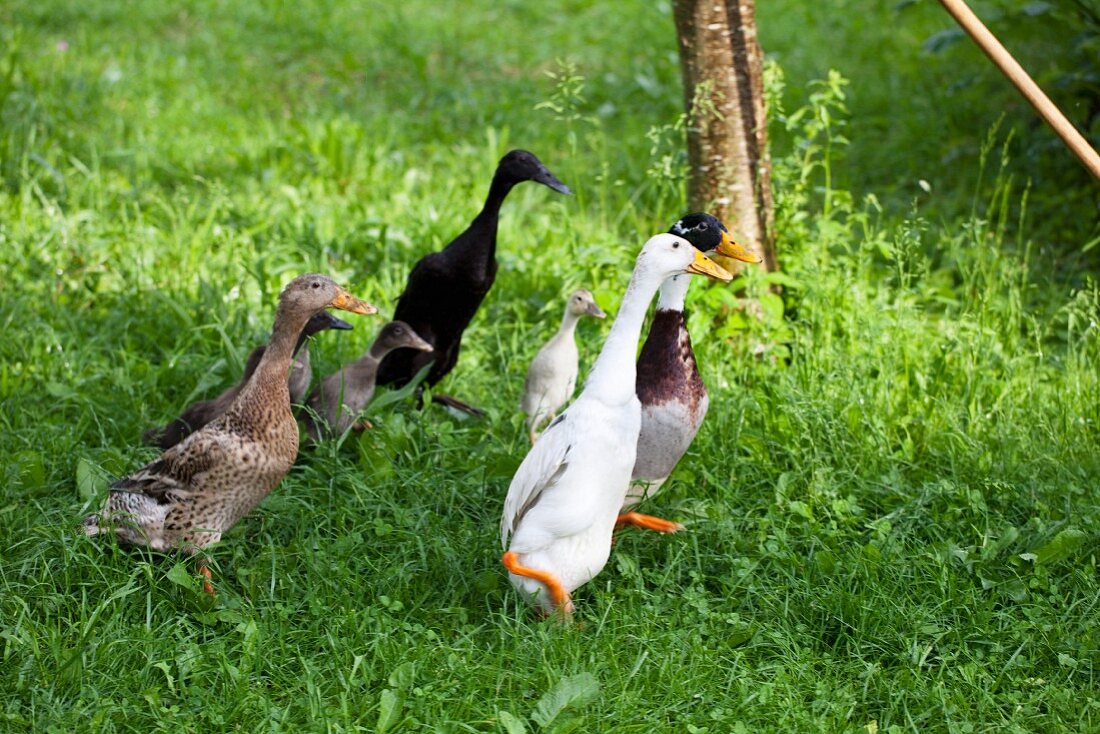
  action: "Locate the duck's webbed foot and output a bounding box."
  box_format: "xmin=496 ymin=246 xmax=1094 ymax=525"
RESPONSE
xmin=502 ymin=551 xmax=573 ymax=620
xmin=431 ymin=394 xmax=486 ymax=418
xmin=615 ymin=512 xmax=684 ymax=534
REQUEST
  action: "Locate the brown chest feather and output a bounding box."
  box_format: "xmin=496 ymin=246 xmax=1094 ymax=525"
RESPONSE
xmin=636 ymin=309 xmax=706 ymax=408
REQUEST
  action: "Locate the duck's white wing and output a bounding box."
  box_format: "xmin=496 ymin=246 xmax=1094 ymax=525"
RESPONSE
xmin=500 ymin=412 xmax=573 ymax=547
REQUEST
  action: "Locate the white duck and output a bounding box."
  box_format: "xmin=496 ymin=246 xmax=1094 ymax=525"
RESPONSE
xmin=500 ymin=233 xmax=732 ymax=617
xmin=621 ymin=213 xmax=761 ymax=533
xmin=520 ymin=289 xmax=606 ymax=443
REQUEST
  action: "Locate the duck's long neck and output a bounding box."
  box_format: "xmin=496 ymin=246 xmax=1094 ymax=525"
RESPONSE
xmin=239 ymin=304 xmax=311 ymax=406
xmin=584 ymin=268 xmax=664 ymax=403
xmin=446 ymin=174 xmax=514 ymax=269
xmin=556 ymin=309 xmax=581 ymax=339
xmin=656 ymin=274 xmax=691 ymax=313
xmin=350 ymin=338 xmax=395 ymax=371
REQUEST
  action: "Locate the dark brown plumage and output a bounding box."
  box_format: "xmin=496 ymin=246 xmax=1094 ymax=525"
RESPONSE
xmin=143 ymin=311 xmax=353 ymax=449
xmin=635 ymin=309 xmax=705 ymax=410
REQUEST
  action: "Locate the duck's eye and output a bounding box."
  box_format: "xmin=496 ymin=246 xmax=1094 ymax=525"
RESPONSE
xmin=698 ymin=222 xmax=708 ymax=230
xmin=311 ymin=282 xmax=320 ymax=289
xmin=673 ymin=242 xmax=680 ymax=249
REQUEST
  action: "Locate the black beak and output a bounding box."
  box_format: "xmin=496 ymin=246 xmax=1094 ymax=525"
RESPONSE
xmin=534 ymin=166 xmax=572 ymax=195
xmin=311 ymin=311 xmax=355 ymax=333
xmin=328 ymin=316 xmax=354 ymax=331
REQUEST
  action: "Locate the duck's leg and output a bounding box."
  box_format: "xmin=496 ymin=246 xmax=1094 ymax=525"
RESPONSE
xmin=431 ymin=394 xmax=487 ymax=418
xmin=351 ymin=418 xmax=374 ymax=431
xmin=615 ymin=512 xmax=684 ymax=533
xmin=502 ymin=551 xmax=572 ymax=617
xmin=196 ymin=559 xmax=216 ymax=597
xmin=527 ymin=411 xmax=549 ymax=444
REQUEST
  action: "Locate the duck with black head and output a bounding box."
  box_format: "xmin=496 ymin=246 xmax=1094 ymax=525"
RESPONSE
xmin=619 ymin=213 xmax=761 ymax=534
xmin=375 ymin=149 xmax=571 ymax=417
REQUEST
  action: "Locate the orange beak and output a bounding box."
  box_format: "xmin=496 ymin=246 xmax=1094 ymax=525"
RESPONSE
xmin=685 ymin=250 xmax=733 ymax=282
xmin=715 ymin=230 xmax=761 ymax=264
xmin=330 ymin=288 xmax=378 ymax=315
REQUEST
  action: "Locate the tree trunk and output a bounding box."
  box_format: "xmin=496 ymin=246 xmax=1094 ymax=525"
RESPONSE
xmin=672 ymin=0 xmax=776 ymax=272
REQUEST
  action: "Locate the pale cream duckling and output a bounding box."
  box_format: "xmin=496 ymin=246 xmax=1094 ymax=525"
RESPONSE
xmin=520 ymin=289 xmax=606 ymax=443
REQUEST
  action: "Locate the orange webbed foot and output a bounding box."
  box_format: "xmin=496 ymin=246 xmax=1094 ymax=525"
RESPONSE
xmin=615 ymin=512 xmax=684 ymax=534
xmin=502 ymin=551 xmax=573 ymax=618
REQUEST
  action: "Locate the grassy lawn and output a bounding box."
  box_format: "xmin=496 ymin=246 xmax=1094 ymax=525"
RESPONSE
xmin=1 ymin=0 xmax=1098 ymax=731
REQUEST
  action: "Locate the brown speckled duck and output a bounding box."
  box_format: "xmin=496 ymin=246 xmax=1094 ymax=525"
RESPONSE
xmin=619 ymin=214 xmax=760 ymax=534
xmin=302 ymin=320 xmax=432 ymax=441
xmin=84 ymin=274 xmax=376 ymax=594
xmin=143 ymin=311 xmax=354 ymax=450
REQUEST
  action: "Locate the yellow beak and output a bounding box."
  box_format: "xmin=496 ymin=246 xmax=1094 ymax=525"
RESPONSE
xmin=685 ymin=250 xmax=734 ymax=282
xmin=330 ymin=288 xmax=378 ymax=315
xmin=715 ymin=230 xmax=762 ymax=264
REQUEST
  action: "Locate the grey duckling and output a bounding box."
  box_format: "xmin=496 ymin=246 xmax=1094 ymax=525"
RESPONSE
xmin=302 ymin=320 xmax=433 ymax=441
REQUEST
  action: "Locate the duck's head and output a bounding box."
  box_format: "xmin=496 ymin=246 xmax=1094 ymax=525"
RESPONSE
xmin=496 ymin=149 xmax=572 ymax=194
xmin=567 ymin=289 xmax=606 ymax=319
xmin=376 ymin=320 xmax=433 ymax=353
xmin=637 ymin=233 xmax=734 ymax=283
xmin=302 ymin=310 xmax=355 ymax=338
xmin=669 ymin=213 xmax=761 ymax=264
xmin=279 ymin=273 xmax=378 ymax=318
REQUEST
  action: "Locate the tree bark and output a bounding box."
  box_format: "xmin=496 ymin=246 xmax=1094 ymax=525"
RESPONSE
xmin=673 ymin=0 xmax=776 ymax=272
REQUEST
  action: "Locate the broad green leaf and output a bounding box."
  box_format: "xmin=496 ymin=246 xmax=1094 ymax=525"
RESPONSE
xmin=497 ymin=710 xmax=528 ymax=734
xmin=758 ymin=292 xmax=785 ymax=324
xmin=388 ymin=661 xmax=415 ymax=690
xmin=531 ymin=673 xmax=600 ymax=728
xmin=166 ymin=562 xmax=196 ymax=590
xmin=788 ymin=500 xmax=812 ymax=520
xmin=377 ymin=688 xmax=403 ymax=733
xmin=1032 ymin=528 xmax=1087 ymax=565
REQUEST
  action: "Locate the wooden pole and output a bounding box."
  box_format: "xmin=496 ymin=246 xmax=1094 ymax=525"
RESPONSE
xmin=938 ymin=0 xmax=1100 ymax=181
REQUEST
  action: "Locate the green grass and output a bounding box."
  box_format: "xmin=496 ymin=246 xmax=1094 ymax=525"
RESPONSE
xmin=2 ymin=0 xmax=1099 ymax=731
